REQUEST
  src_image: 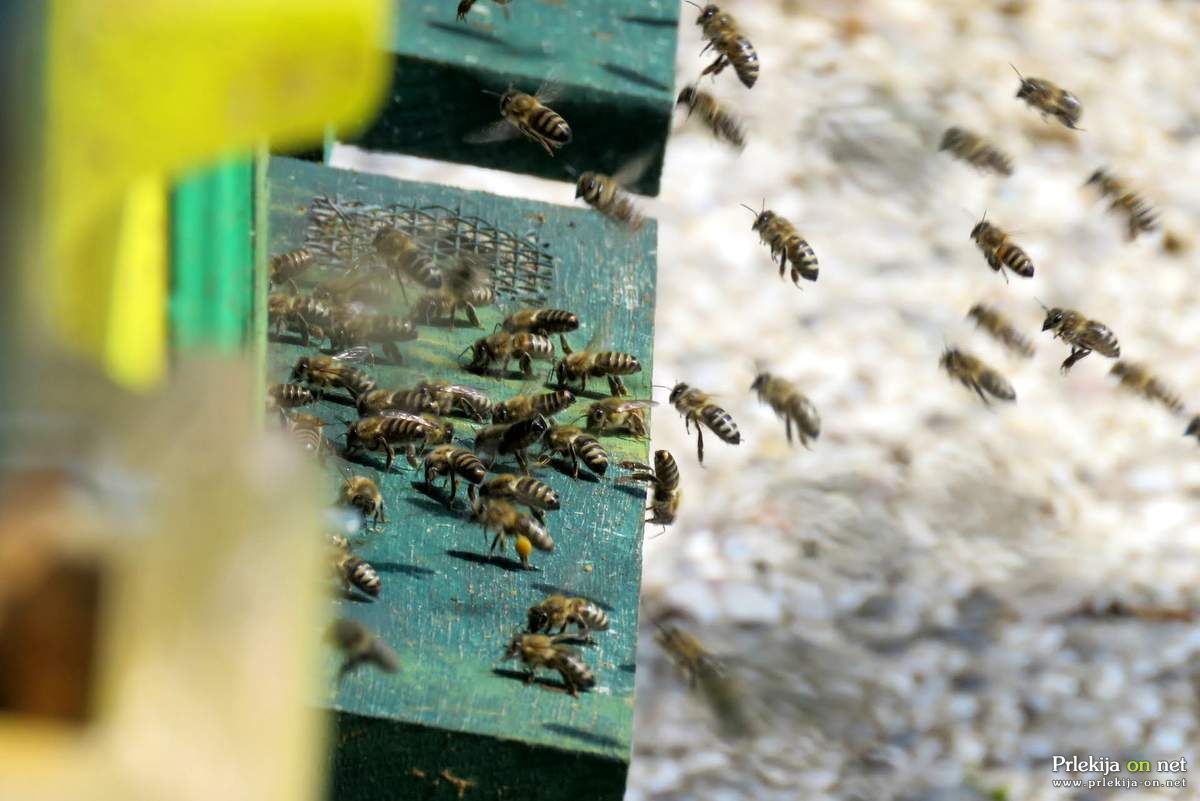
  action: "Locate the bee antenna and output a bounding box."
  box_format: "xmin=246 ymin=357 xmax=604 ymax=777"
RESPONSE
xmin=1034 ymin=297 xmax=1050 ymax=312
xmin=684 ymin=1 xmax=702 ymax=8
xmin=739 ymin=204 xmax=758 ymax=216
xmin=1009 ymin=63 xmax=1024 ymax=81
xmin=481 ymin=88 xmax=502 ymax=97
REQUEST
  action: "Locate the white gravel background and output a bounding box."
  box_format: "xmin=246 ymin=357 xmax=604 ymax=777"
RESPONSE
xmin=335 ymin=1 xmax=1200 ymax=798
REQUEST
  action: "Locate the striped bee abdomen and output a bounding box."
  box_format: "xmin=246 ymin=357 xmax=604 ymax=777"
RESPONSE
xmin=340 ymin=555 xmax=381 ymax=597
xmin=553 ymin=651 xmax=596 ymax=691
xmin=939 ymin=127 xmax=1013 ymax=176
xmin=531 ymin=107 xmax=571 ymax=146
xmin=594 ymin=352 xmax=642 ymax=375
xmin=701 ymin=404 xmax=741 ymax=444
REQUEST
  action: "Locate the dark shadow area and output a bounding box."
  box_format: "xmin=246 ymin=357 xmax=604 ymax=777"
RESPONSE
xmin=447 ymin=549 xmax=530 ymax=573
xmin=543 ymin=723 xmax=624 ymax=749
xmin=600 ymin=62 xmax=672 ymax=92
xmin=335 ymin=587 xmax=376 ymax=603
xmin=618 ymin=663 xmax=637 ymax=674
xmin=404 ymin=493 xmax=455 ymax=517
xmin=622 ymin=15 xmax=679 ymax=28
xmin=531 ymin=583 xmax=614 ymax=611
xmin=410 ymin=479 xmax=468 ymax=515
xmin=612 ymin=482 xmax=647 ymax=500
xmin=267 ymin=331 xmax=307 ymax=348
xmin=542 ymin=457 xmax=604 ymax=482
xmin=426 ymin=20 xmax=552 ymax=59
xmin=491 ymin=668 xmax=571 ymax=694
xmin=372 ymin=561 xmax=438 ymax=578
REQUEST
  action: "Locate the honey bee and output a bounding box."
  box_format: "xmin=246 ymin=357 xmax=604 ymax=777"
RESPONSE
xmin=1085 ymin=168 xmax=1158 ymax=239
xmin=527 ymin=595 xmax=609 ymax=637
xmin=939 ymin=346 xmax=1016 ymax=403
xmin=410 ymin=253 xmax=495 ymax=329
xmin=743 ymin=202 xmax=818 ymax=286
xmin=967 ymin=303 xmax=1035 ymax=358
xmin=282 ymin=411 xmax=331 ymax=458
xmin=584 ymin=398 xmax=655 ymax=438
xmin=290 ymin=347 xmax=377 ymax=399
xmin=473 ymin=499 xmax=554 ymax=569
xmin=269 ymin=293 xmax=334 ymax=346
xmin=423 ymin=445 xmax=488 ymax=503
xmin=676 ymin=85 xmax=746 ymax=149
xmin=540 ymin=425 xmax=609 ymax=478
xmin=269 ymin=248 xmax=314 ymax=292
xmin=345 ymin=412 xmax=454 ymax=472
xmin=492 ymin=389 xmax=576 ymax=424
xmin=749 ymin=372 xmax=820 ymax=447
xmin=479 ymin=473 xmax=560 ymax=522
xmin=655 ymin=622 xmax=722 ymax=689
xmin=1040 ymin=306 xmax=1121 ymax=372
xmin=503 ymin=632 xmax=595 ymax=696
xmin=654 ymin=621 xmax=753 ymax=738
xmin=617 ymin=450 xmax=682 ymax=529
xmin=328 ymin=619 xmax=399 ymax=675
xmin=465 ymin=80 xmax=571 ymax=158
xmin=689 ymin=3 xmax=759 ymax=89
xmin=1109 ymin=361 xmax=1183 ymax=414
xmin=465 ymin=332 xmax=555 ymax=378
xmin=330 ymin=535 xmax=381 ymax=598
xmin=340 ymin=474 xmax=386 ymax=528
xmin=267 ymin=382 xmax=316 ymax=410
xmin=971 ymin=216 xmax=1034 ymax=280
xmin=331 ymin=303 xmax=419 ymax=363
xmin=457 ymin=0 xmax=514 ymax=23
xmin=939 ymin=127 xmax=1013 ymax=176
xmin=313 ymin=268 xmax=394 ymax=307
xmin=668 ymin=383 xmax=740 ymax=464
xmin=1186 ymin=416 xmax=1200 ymax=443
xmin=553 ymin=337 xmax=642 ymax=396
xmin=574 ymin=156 xmax=650 ymax=232
xmin=501 ymin=308 xmax=580 ymax=336
xmin=372 ymin=228 xmax=442 ymax=294
xmin=1012 ymin=65 xmax=1082 ymax=130
xmin=415 ymin=380 xmax=495 ymax=421
xmin=356 ymin=386 xmax=440 ymax=417
xmin=476 ymin=415 xmax=551 ymax=472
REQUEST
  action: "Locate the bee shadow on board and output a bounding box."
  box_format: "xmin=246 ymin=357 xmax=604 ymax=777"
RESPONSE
xmin=408 ymin=481 xmax=471 ymax=517
xmin=334 ymin=587 xmax=376 ymax=604
xmin=599 ymin=63 xmax=671 ymax=92
xmin=611 ymin=483 xmax=647 ymax=501
xmin=426 ymin=21 xmax=551 ymax=60
xmin=446 ymin=549 xmax=530 ymax=573
xmin=267 ymin=331 xmax=307 ymax=348
xmin=370 ymin=561 xmax=438 ymax=578
xmin=542 ymin=723 xmax=624 ymax=749
xmin=491 ymin=668 xmax=573 ymax=694
xmin=338 ymin=448 xmax=397 ymax=474
xmin=541 ymin=457 xmax=603 ymax=483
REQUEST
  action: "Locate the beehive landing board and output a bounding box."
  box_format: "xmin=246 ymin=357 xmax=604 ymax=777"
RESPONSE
xmin=264 ymin=156 xmax=656 ymax=800
xmin=347 ymin=0 xmax=679 ymax=196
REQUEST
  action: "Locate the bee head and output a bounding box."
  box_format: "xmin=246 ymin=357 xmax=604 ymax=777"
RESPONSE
xmin=586 ymin=405 xmax=607 ymax=429
xmin=1186 ymin=416 xmax=1200 ymax=438
xmin=503 ymin=633 xmax=523 ymax=660
xmin=692 ymin=3 xmax=719 ymax=23
xmin=289 ymin=358 xmax=309 ymax=381
xmin=969 ymin=220 xmax=987 ymax=241
xmin=939 ymin=347 xmax=959 ymax=370
xmin=527 ymin=606 xmax=550 ymax=632
xmin=938 ymin=127 xmax=961 ymax=151
xmin=966 ymin=303 xmax=983 ymax=319
xmin=676 ymin=86 xmax=696 ymax=106
xmin=1041 ymin=308 xmax=1065 ymax=331
xmin=1110 ymin=361 xmax=1129 ymax=378
xmin=1085 ymin=169 xmax=1105 ymax=186
xmin=749 ymin=373 xmax=768 ymax=392
xmin=668 ymin=382 xmax=689 ymax=403
xmin=498 ymin=89 xmax=519 ymax=112
xmin=574 ymin=172 xmax=600 ymax=199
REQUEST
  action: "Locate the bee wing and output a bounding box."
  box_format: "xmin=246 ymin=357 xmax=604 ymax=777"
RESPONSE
xmin=617 ymin=459 xmax=653 ymax=471
xmin=610 ymin=148 xmax=658 ymax=191
xmin=1081 ymin=322 xmax=1120 ymax=356
xmin=534 ymin=74 xmax=564 ymax=105
xmin=463 ymin=118 xmax=520 ymax=145
xmin=332 ymin=346 xmax=373 ymax=363
xmin=610 ymin=400 xmax=659 ymax=413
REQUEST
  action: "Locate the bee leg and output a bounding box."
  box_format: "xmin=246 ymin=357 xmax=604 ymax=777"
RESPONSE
xmin=532 ymin=507 xmax=546 ymax=525
xmin=489 ymin=531 xmax=503 ymax=554
xmin=405 ymin=445 xmax=421 ymax=469
xmin=465 ymin=303 xmax=480 ymax=328
xmin=467 ymin=483 xmax=478 ymax=505
xmin=449 ymin=473 xmax=459 ymax=503
xmin=559 ymin=334 xmax=573 ymax=355
xmin=377 ymin=502 xmax=387 ymax=525
xmin=972 ymin=381 xmax=992 ymax=406
xmin=520 ymin=353 xmax=534 ymax=379
xmin=516 ymin=450 xmax=530 ymax=475
xmin=695 ymin=425 xmax=705 ymax=465
xmin=382 ymin=440 xmax=396 ymax=473
xmin=785 ymin=416 xmax=793 ymax=445
xmin=569 ymin=449 xmax=581 ymax=479
xmin=538 ymin=136 xmax=556 ymax=158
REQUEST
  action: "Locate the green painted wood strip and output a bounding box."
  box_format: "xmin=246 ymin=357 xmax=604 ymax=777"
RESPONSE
xmin=348 ymin=0 xmax=679 ymax=196
xmin=264 ymin=156 xmax=656 ymax=800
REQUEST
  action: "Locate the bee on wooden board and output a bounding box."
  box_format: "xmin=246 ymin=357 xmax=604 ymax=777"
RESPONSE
xmin=939 ymin=346 xmax=1016 ymax=403
xmin=313 ymin=268 xmax=394 ymax=308
xmin=1085 ymin=168 xmax=1158 ymax=240
xmin=267 ymin=382 xmax=315 ymax=411
xmin=501 ymin=308 xmax=580 ymax=337
xmin=749 ymin=372 xmax=820 ymax=447
xmin=479 ymin=473 xmax=560 ymax=523
xmin=328 ymin=619 xmax=399 ymax=676
xmin=465 ymin=79 xmax=571 ymax=158
xmin=572 ymin=151 xmax=656 ymax=233
xmin=584 ymin=398 xmax=655 ymax=439
xmin=372 ymin=227 xmax=443 ymax=295
xmin=1012 ymin=65 xmax=1082 ymax=130
xmin=618 ymin=450 xmax=682 ymax=531
xmin=290 ymin=347 xmax=377 ymax=399
xmin=269 ymin=247 xmax=313 ymax=293
xmin=456 ymin=0 xmax=513 ymax=23
xmin=339 ymin=472 xmax=385 ymax=528
xmin=464 ymin=332 xmax=555 ymax=378
xmin=492 ymin=388 xmax=576 ymax=424
xmin=967 ymin=303 xmax=1035 ymax=358
xmin=269 ymin=293 xmax=335 ymax=347
xmin=1109 ymin=361 xmax=1183 ymax=415
xmin=475 ymin=414 xmax=551 ymax=473
xmin=688 ymin=2 xmax=759 ymax=89
xmin=345 ymin=412 xmax=454 ymax=473
xmin=939 ymin=127 xmax=1013 ymax=176
xmin=668 ymin=382 xmax=741 ymax=464
xmin=503 ymin=632 xmax=595 ymax=696
xmin=409 ymin=253 xmax=495 ymax=329
xmin=1040 ymin=305 xmax=1120 ymax=372
xmin=416 ymin=380 xmax=495 ymax=422
xmin=539 ymin=424 xmax=609 ymax=478
xmin=330 ymin=302 xmax=419 ymax=363
xmin=330 ymin=535 xmax=381 ymax=598
xmin=473 ymin=499 xmax=554 ymax=569
xmin=527 ymin=595 xmax=609 ymax=638
xmin=422 ymin=445 xmax=488 ymax=504
xmin=743 ymin=202 xmax=818 ymax=286
xmin=676 ymin=85 xmax=746 ymax=149
xmin=355 ymin=386 xmax=440 ymax=418
xmin=553 ymin=333 xmax=642 ymax=396
xmin=971 ymin=215 xmax=1034 ymax=281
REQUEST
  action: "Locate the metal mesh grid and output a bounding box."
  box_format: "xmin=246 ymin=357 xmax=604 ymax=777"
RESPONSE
xmin=304 ymin=195 xmax=555 ymax=306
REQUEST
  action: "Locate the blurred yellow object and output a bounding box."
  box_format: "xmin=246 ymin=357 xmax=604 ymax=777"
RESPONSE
xmin=39 ymin=0 xmax=392 ymax=388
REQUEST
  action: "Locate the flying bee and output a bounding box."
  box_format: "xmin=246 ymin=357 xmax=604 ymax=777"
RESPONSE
xmin=473 ymin=499 xmax=554 ymax=569
xmin=1085 ymin=168 xmax=1158 ymax=239
xmin=553 ymin=335 xmax=642 ymax=396
xmin=465 ymin=79 xmax=571 ymax=158
xmin=313 ymin=268 xmax=394 ymax=307
xmin=290 ymin=347 xmax=377 ymax=399
xmin=540 ymin=425 xmax=609 ymax=478
xmin=1012 ymin=65 xmax=1082 ymax=130
xmin=1186 ymin=416 xmax=1200 ymax=443
xmin=939 ymin=127 xmax=1013 ymax=176
xmin=967 ymin=303 xmax=1035 ymax=358
xmin=345 ymin=412 xmax=454 ymax=473
xmin=584 ymin=398 xmax=655 ymax=439
xmin=423 ymin=444 xmax=488 ymax=504
xmin=328 ymin=619 xmax=399 ymax=676
xmin=339 ymin=473 xmax=386 ymax=528
xmin=269 ymin=248 xmax=313 ymax=292
xmin=477 ymin=414 xmax=551 ymax=473
xmin=970 ymin=216 xmax=1034 ymax=280
xmin=1040 ymin=306 xmax=1120 ymax=372
xmin=668 ymin=383 xmax=740 ymax=464
xmin=410 ymin=251 xmax=495 ymax=329
xmin=457 ymin=0 xmax=514 ymax=22
xmin=331 ymin=303 xmax=419 ymax=363
xmin=464 ymin=332 xmax=555 ymax=378
xmin=267 ymin=382 xmax=316 ymax=411
xmin=676 ymin=85 xmax=746 ymax=149
xmin=1109 ymin=361 xmax=1183 ymax=414
xmin=330 ymin=535 xmax=381 ymax=598
xmin=527 ymin=595 xmax=609 ymax=638
xmin=689 ymin=2 xmax=759 ymax=89
xmin=654 ymin=621 xmax=753 ymax=738
xmin=749 ymin=372 xmax=820 ymax=447
xmin=479 ymin=473 xmax=560 ymax=523
xmin=618 ymin=450 xmax=682 ymax=530
xmin=742 ymin=202 xmax=818 ymax=286
xmin=415 ymin=380 xmax=495 ymax=421
xmin=655 ymin=622 xmax=722 ymax=689
xmin=356 ymin=386 xmax=440 ymax=418
xmin=492 ymin=389 xmax=576 ymax=424
xmin=501 ymin=308 xmax=580 ymax=336
xmin=939 ymin=346 xmax=1016 ymax=403
xmin=573 ymin=151 xmax=655 ymax=232
xmin=269 ymin=293 xmax=334 ymax=346
xmin=503 ymin=632 xmax=595 ymax=696
xmin=372 ymin=228 xmax=442 ymax=295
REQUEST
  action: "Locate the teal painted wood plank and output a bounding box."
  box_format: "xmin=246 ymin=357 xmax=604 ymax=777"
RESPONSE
xmin=264 ymin=156 xmax=656 ymax=800
xmin=349 ymin=0 xmax=679 ymax=196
